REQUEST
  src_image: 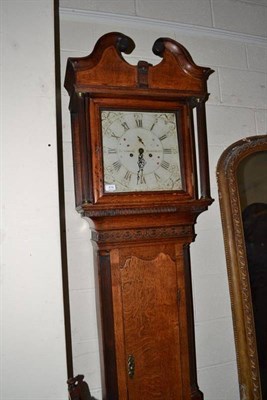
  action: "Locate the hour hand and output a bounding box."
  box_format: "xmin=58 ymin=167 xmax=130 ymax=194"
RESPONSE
xmin=137 ymin=136 xmax=145 ymax=145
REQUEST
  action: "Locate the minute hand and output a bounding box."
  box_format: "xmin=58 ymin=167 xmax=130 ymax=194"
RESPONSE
xmin=137 ymin=148 xmax=146 ymax=184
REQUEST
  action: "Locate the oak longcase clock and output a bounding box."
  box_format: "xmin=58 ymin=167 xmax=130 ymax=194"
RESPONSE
xmin=65 ymin=32 xmax=213 ymax=400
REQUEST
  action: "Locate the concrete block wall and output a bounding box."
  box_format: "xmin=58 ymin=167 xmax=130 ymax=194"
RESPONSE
xmin=60 ymin=1 xmax=267 ymax=399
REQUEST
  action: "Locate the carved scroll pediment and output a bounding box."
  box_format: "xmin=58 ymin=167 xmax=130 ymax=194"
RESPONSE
xmin=64 ymin=32 xmax=213 ymax=95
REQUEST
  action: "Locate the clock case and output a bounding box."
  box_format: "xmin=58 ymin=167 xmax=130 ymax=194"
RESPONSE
xmin=65 ymin=32 xmax=213 ymax=399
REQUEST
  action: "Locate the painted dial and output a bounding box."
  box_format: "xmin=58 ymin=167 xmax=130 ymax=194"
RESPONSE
xmin=101 ymin=110 xmax=182 ymax=192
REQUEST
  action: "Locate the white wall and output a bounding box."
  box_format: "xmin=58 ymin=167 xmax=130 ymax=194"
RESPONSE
xmin=60 ymin=1 xmax=267 ymax=399
xmin=1 ymin=1 xmax=67 ymax=399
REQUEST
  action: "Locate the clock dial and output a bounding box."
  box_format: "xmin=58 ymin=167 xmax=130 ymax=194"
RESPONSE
xmin=101 ymin=110 xmax=182 ymax=193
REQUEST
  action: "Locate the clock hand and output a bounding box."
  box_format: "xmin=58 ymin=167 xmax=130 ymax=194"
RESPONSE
xmin=137 ymin=148 xmax=146 ymax=184
xmin=137 ymin=136 xmax=145 ymax=145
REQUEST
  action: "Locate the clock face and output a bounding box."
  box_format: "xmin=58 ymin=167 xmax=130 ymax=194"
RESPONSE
xmin=101 ymin=110 xmax=182 ymax=193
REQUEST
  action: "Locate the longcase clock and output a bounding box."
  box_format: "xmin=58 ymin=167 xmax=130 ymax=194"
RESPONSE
xmin=65 ymin=32 xmax=214 ymax=400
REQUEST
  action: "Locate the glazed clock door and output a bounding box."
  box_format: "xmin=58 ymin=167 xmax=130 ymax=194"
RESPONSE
xmin=111 ymin=244 xmax=190 ymax=399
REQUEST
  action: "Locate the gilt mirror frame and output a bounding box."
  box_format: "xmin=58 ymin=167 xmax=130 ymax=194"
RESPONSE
xmin=217 ymin=134 xmax=267 ymax=400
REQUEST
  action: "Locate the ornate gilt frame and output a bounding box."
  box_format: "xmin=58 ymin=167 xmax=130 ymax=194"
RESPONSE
xmin=217 ymin=135 xmax=267 ymax=400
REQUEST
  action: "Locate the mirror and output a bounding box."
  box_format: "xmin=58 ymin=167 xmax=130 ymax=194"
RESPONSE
xmin=217 ymin=135 xmax=267 ymax=400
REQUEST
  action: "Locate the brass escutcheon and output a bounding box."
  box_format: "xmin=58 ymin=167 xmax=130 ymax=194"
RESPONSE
xmin=127 ymin=354 xmax=135 ymax=378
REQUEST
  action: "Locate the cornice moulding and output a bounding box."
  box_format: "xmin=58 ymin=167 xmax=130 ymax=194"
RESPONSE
xmin=60 ymin=8 xmax=267 ymax=46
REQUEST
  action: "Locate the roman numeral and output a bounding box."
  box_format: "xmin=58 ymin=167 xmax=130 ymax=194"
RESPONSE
xmin=163 ymin=148 xmax=172 ymax=154
xmin=124 ymin=170 xmax=132 ymax=182
xmin=140 ymin=175 xmax=146 ymax=184
xmin=112 ymin=160 xmax=122 ymax=171
xmin=135 ymin=118 xmax=142 ymax=127
xmin=159 ymin=134 xmax=167 ymax=141
xmin=110 ymin=131 xmax=120 ymax=139
xmin=154 ymin=172 xmax=161 ymax=182
xmin=121 ymin=122 xmax=130 ymax=131
xmin=108 ymin=148 xmax=117 ymax=154
xmin=150 ymin=122 xmax=156 ymax=131
xmin=161 ymin=160 xmax=170 ymax=170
